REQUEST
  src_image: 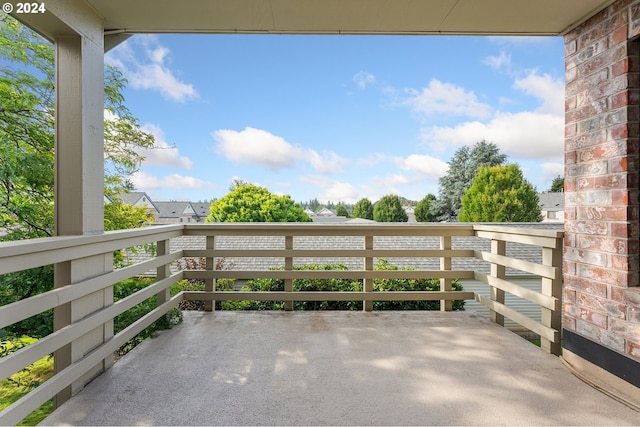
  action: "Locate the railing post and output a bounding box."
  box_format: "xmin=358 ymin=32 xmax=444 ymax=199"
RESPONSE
xmin=440 ymin=236 xmax=452 ymax=311
xmin=364 ymin=235 xmax=374 ymax=312
xmin=541 ymin=241 xmax=563 ymax=355
xmin=204 ymin=236 xmax=215 ymax=312
xmin=156 ymin=239 xmax=171 ymax=307
xmin=285 ymin=235 xmax=294 ymax=311
xmin=490 ymin=239 xmax=506 ymax=326
xmin=53 ymin=252 xmax=114 ymax=407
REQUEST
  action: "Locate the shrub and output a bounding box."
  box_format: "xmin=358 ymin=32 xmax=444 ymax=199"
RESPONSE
xmin=223 ymin=260 xmax=464 ymax=311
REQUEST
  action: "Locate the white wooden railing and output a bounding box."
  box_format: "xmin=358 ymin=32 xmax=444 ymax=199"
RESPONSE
xmin=0 ymin=223 xmax=563 ymax=425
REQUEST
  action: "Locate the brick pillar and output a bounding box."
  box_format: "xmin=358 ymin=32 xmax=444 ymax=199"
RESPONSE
xmin=564 ymin=0 xmax=640 ymax=401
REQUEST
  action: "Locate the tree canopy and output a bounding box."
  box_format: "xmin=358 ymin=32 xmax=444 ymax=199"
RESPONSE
xmin=550 ymin=175 xmax=565 ymax=192
xmin=352 ymin=198 xmax=374 ymax=220
xmin=414 ymin=194 xmax=437 ymax=222
xmin=458 ymin=164 xmax=542 ymax=222
xmin=0 ymin=14 xmax=154 ymax=240
xmin=373 ymin=195 xmax=408 ymax=222
xmin=336 ymin=204 xmax=349 ymax=217
xmin=432 ymin=140 xmax=507 ymax=221
xmin=0 ymin=15 xmax=157 ymax=338
xmin=207 ymin=184 xmax=311 ymax=222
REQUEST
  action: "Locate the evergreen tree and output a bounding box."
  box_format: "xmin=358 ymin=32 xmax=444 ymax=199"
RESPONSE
xmin=414 ymin=194 xmax=437 ymax=222
xmin=432 ymin=140 xmax=507 ymax=221
xmin=458 ymin=164 xmax=542 ymax=222
xmin=352 ymin=198 xmax=374 ymax=220
xmin=550 ymin=175 xmax=565 ymax=192
xmin=373 ymin=195 xmax=408 ymax=222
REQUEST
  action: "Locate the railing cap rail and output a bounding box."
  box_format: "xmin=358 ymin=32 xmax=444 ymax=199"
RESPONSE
xmin=472 ymin=223 xmax=564 ymax=239
xmin=0 ymin=224 xmax=184 ymax=258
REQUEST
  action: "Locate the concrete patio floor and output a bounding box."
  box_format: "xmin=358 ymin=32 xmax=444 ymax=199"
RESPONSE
xmin=42 ymin=311 xmax=639 ymax=426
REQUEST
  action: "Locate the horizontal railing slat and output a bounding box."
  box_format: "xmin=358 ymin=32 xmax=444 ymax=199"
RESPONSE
xmin=0 ymin=226 xmax=183 ymax=275
xmin=183 ymin=223 xmax=477 ymax=237
xmin=183 ymin=270 xmax=475 ymax=280
xmin=475 ymin=294 xmax=558 ymax=342
xmin=474 ymin=272 xmax=558 ymax=310
xmin=474 ymin=250 xmax=558 ymax=279
xmin=184 ymin=290 xmax=475 ymax=301
xmin=474 ymin=230 xmax=560 ymax=249
xmin=182 ymin=249 xmax=475 ymax=258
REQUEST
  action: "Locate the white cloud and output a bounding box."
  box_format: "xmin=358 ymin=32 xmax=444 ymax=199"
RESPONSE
xmin=355 ymin=153 xmax=387 ymax=168
xmin=353 ymin=71 xmax=376 ymax=89
xmin=131 ymin=171 xmax=215 ymax=190
xmin=483 ymin=51 xmax=511 ymax=71
xmin=300 ymin=175 xmax=359 ymax=203
xmin=214 ymin=127 xmax=303 ymax=171
xmin=213 ymin=127 xmax=347 ymax=174
xmin=419 ymin=70 xmax=564 ymax=160
xmin=307 ymin=150 xmax=348 ymax=174
xmin=106 ymin=35 xmax=198 ymax=103
xmin=539 ymin=162 xmax=565 ymax=181
xmin=513 ymin=71 xmax=564 ymax=115
xmin=404 ymin=79 xmax=492 ymax=119
xmin=138 ymin=124 xmax=194 ymax=169
xmin=423 ymin=111 xmax=563 ymax=159
xmin=393 ymin=154 xmax=449 ymax=179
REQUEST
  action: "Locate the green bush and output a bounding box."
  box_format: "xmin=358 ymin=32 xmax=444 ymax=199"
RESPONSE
xmin=222 ymin=260 xmax=465 ymax=311
xmin=113 ymin=278 xmax=183 ymax=355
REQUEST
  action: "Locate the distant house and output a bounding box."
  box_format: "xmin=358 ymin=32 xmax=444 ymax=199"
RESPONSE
xmin=154 ymin=201 xmax=209 ymax=224
xmin=111 ymin=192 xmax=210 ymax=224
xmin=538 ymin=192 xmax=564 ymax=223
xmin=111 ymin=191 xmax=160 ymax=221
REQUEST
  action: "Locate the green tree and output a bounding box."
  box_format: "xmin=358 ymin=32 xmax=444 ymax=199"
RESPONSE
xmin=207 ymin=184 xmax=312 ymax=222
xmin=336 ymin=204 xmax=349 ymax=217
xmin=0 ymin=15 xmax=155 ymax=338
xmin=373 ymin=195 xmax=408 ymax=222
xmin=550 ymin=175 xmax=564 ymax=192
xmin=0 ymin=14 xmax=154 ymax=240
xmin=414 ymin=194 xmax=437 ymax=222
xmin=352 ymin=198 xmax=374 ymax=220
xmin=458 ymin=164 xmax=542 ymax=222
xmin=432 ymin=140 xmax=507 ymax=221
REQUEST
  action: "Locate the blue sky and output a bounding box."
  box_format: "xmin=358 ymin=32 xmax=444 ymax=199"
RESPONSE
xmin=105 ymin=34 xmax=565 ymax=204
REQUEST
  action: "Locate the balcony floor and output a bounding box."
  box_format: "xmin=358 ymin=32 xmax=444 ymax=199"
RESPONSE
xmin=43 ymin=311 xmax=639 ymax=426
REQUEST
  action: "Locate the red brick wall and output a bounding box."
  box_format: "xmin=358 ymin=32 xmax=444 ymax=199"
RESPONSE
xmin=565 ymin=0 xmax=640 ymax=363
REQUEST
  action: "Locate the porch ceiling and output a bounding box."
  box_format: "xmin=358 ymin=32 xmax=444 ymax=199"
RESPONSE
xmin=17 ymin=0 xmax=615 ymax=38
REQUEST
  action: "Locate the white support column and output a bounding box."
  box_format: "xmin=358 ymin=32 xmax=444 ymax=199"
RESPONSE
xmin=49 ymin=3 xmax=107 ymax=407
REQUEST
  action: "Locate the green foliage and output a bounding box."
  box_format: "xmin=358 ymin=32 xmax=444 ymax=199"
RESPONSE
xmin=223 ymin=260 xmax=465 ymax=311
xmin=372 ymin=259 xmax=465 ymax=311
xmin=352 ymin=198 xmax=374 ymax=220
xmin=373 ymin=194 xmax=408 ymax=222
xmin=459 ymin=164 xmax=543 ymax=222
xmin=550 ymin=175 xmax=564 ymax=192
xmin=104 ymin=199 xmax=154 ymax=231
xmin=207 ymin=184 xmax=311 ymax=222
xmin=0 ymin=15 xmax=155 ymax=338
xmin=113 ymin=278 xmax=183 ymax=355
xmin=0 ymin=337 xmax=54 ymax=426
xmin=0 ymin=14 xmax=154 ymax=241
xmin=414 ymin=194 xmax=437 ymax=222
xmin=0 ymin=266 xmax=53 ymax=338
xmin=433 ymin=141 xmax=507 ymax=221
xmin=336 ymin=204 xmax=349 ymax=217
